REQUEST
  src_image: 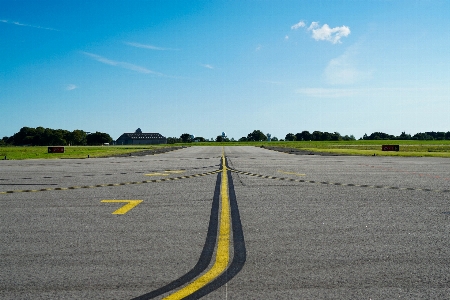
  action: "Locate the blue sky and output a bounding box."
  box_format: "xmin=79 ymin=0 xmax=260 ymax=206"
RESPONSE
xmin=1 ymin=0 xmax=449 ymax=141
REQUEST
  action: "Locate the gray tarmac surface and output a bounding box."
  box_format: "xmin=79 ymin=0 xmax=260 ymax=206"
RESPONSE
xmin=1 ymin=146 xmax=450 ymax=299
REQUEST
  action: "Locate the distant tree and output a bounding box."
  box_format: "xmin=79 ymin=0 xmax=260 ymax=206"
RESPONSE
xmin=436 ymin=132 xmax=446 ymax=140
xmin=247 ymin=130 xmax=267 ymax=141
xmin=285 ymin=133 xmax=296 ymax=141
xmin=342 ymin=135 xmax=356 ymax=141
xmin=312 ymin=131 xmax=322 ymax=141
xmin=167 ymin=137 xmax=181 ymax=144
xmin=271 ymin=136 xmax=278 ymax=141
xmin=365 ymin=132 xmax=395 ymax=140
xmin=6 ymin=127 xmax=115 ymax=146
xmin=193 ymin=137 xmax=206 ymax=142
xmin=397 ymin=132 xmax=411 ymax=140
xmin=216 ymin=135 xmax=224 ymax=142
xmin=69 ymin=130 xmax=87 ymax=145
xmin=322 ymin=132 xmax=332 ymax=141
xmin=87 ymin=132 xmax=112 ymax=145
xmin=330 ymin=132 xmax=342 ymax=141
xmin=180 ymin=133 xmax=191 ymax=143
xmin=296 ymin=131 xmax=311 ymax=141
xmin=12 ymin=127 xmax=36 ymax=145
xmin=238 ymin=137 xmax=247 ymax=142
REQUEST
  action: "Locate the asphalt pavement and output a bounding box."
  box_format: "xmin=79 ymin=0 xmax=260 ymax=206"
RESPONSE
xmin=1 ymin=146 xmax=449 ymax=299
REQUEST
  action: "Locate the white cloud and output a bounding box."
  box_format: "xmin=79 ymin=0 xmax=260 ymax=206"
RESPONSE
xmin=291 ymin=21 xmax=306 ymax=30
xmin=255 ymin=44 xmax=262 ymax=51
xmin=308 ymin=22 xmax=350 ymax=44
xmin=201 ymin=64 xmax=214 ymax=69
xmin=0 ymin=19 xmax=59 ymax=31
xmin=285 ymin=35 xmax=289 ymax=40
xmin=124 ymin=42 xmax=179 ymax=51
xmin=82 ymin=52 xmax=162 ymax=75
xmin=66 ymin=84 xmax=77 ymax=91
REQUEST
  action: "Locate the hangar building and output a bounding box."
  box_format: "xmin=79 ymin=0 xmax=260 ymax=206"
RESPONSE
xmin=116 ymin=129 xmax=167 ymax=145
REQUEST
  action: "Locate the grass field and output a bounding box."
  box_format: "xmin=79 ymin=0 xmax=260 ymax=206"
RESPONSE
xmin=0 ymin=145 xmax=175 ymax=160
xmin=260 ymin=140 xmax=450 ymax=157
xmin=1 ymin=140 xmax=450 ymax=160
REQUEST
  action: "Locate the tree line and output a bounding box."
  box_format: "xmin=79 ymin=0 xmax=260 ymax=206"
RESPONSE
xmin=362 ymin=131 xmax=450 ymax=140
xmin=1 ymin=127 xmax=113 ymax=146
xmin=3 ymin=127 xmax=449 ymax=147
xmin=167 ymin=130 xmax=357 ymax=143
xmin=168 ymin=130 xmax=450 ymax=143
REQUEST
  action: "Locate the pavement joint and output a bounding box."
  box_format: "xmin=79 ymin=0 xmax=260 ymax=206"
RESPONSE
xmin=0 ymin=170 xmax=221 ymax=195
xmin=228 ymin=168 xmax=449 ymax=193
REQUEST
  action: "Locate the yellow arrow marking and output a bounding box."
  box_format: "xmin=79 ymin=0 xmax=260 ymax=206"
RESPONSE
xmin=101 ymin=200 xmax=143 ymax=214
xmin=278 ymin=170 xmax=306 ymax=176
xmin=163 ymin=149 xmax=230 ymax=299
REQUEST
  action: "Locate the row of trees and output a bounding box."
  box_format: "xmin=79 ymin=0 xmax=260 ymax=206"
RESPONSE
xmin=362 ymin=131 xmax=450 ymax=140
xmin=167 ymin=130 xmax=356 ymax=143
xmin=170 ymin=130 xmax=450 ymax=143
xmin=1 ymin=127 xmax=113 ymax=146
xmin=283 ymin=131 xmax=356 ymax=141
xmin=3 ymin=127 xmax=449 ymax=146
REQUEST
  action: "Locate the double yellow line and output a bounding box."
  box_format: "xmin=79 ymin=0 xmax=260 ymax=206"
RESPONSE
xmin=164 ymin=150 xmax=231 ymax=299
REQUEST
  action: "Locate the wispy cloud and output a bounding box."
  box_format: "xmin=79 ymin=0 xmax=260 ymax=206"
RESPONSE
xmin=0 ymin=19 xmax=59 ymax=31
xmin=66 ymin=84 xmax=77 ymax=91
xmin=124 ymin=42 xmax=179 ymax=51
xmin=261 ymin=80 xmax=285 ymax=86
xmin=291 ymin=21 xmax=306 ymax=30
xmin=296 ymin=88 xmax=359 ymax=98
xmin=296 ymin=87 xmax=434 ymax=98
xmin=324 ymin=43 xmax=372 ymax=85
xmin=82 ymin=52 xmax=162 ymax=75
xmin=308 ymin=22 xmax=350 ymax=44
xmin=201 ymin=64 xmax=214 ymax=69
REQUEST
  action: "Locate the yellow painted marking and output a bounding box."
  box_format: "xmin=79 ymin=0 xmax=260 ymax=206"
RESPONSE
xmin=278 ymin=170 xmax=306 ymax=176
xmin=164 ymin=149 xmax=230 ymax=299
xmin=145 ymin=172 xmax=170 ymax=176
xmin=145 ymin=170 xmax=185 ymax=176
xmin=101 ymin=200 xmax=143 ymax=214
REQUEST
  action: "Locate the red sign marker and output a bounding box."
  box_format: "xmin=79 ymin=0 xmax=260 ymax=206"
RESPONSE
xmin=382 ymin=145 xmax=399 ymax=151
xmin=48 ymin=147 xmax=65 ymax=153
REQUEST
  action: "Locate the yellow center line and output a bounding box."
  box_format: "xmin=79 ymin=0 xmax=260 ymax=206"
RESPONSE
xmin=163 ymin=148 xmax=230 ymax=299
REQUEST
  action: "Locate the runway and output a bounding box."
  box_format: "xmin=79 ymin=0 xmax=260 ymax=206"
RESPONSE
xmin=1 ymin=146 xmax=450 ymax=299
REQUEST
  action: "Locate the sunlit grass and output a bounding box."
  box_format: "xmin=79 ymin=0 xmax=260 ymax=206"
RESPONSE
xmin=1 ymin=140 xmax=450 ymax=160
xmin=0 ymin=145 xmax=175 ymax=160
